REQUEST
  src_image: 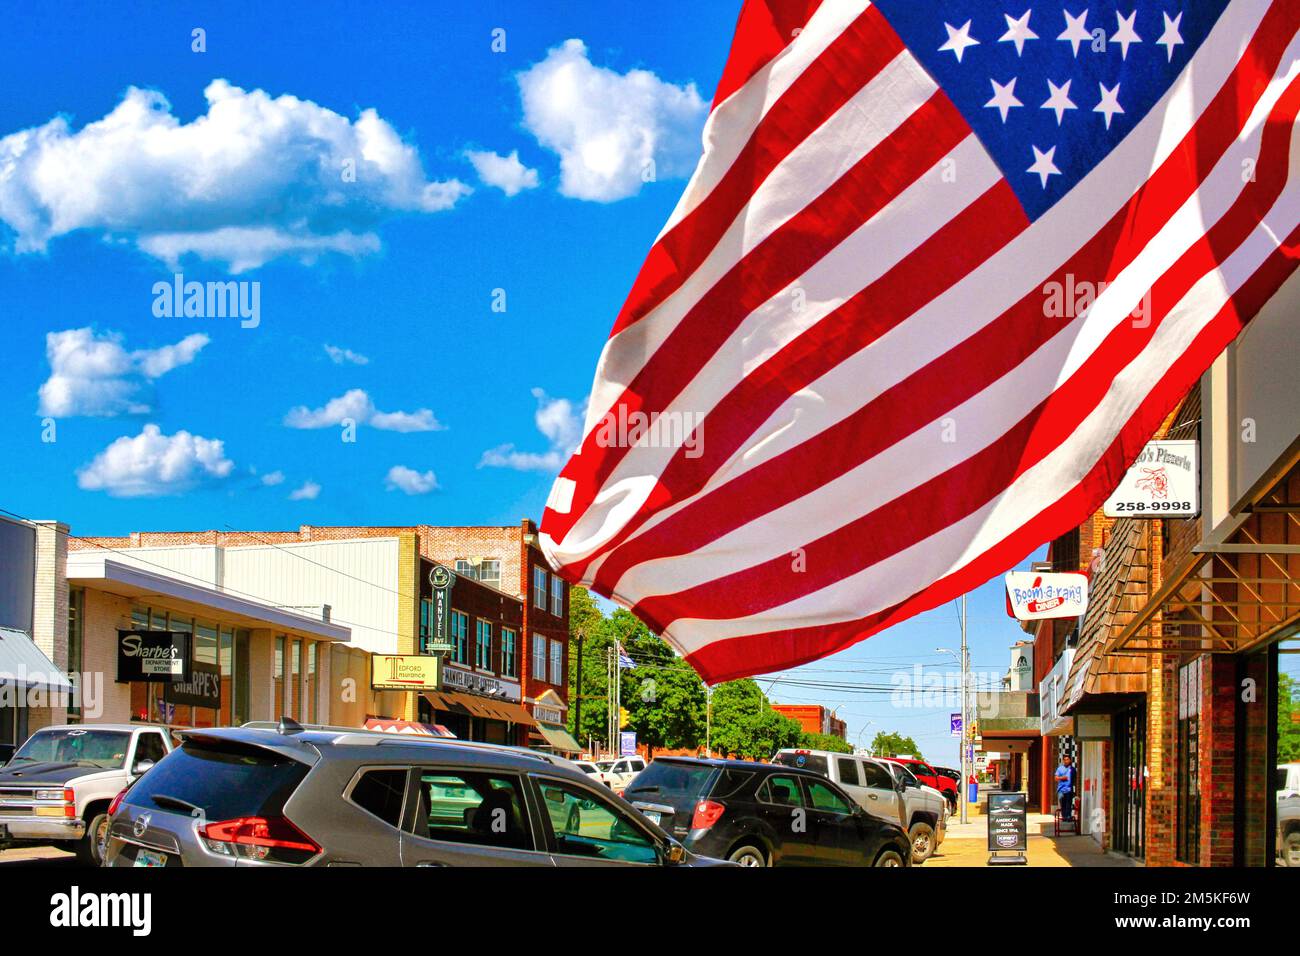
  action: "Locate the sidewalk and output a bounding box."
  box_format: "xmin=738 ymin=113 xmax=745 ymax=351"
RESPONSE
xmin=925 ymin=811 xmax=1140 ymax=868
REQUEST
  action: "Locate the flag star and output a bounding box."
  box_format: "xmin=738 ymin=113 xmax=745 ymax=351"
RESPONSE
xmin=1094 ymin=81 xmax=1124 ymax=129
xmin=1042 ymin=79 xmax=1077 ymax=125
xmin=1028 ymin=145 xmax=1062 ymax=189
xmin=1157 ymin=11 xmax=1185 ymax=62
xmin=1058 ymin=9 xmax=1092 ymax=57
xmin=999 ymin=10 xmax=1039 ymax=56
xmin=1110 ymin=10 xmax=1142 ymax=60
xmin=939 ymin=20 xmax=980 ymax=63
xmin=985 ymin=77 xmax=1024 ymax=123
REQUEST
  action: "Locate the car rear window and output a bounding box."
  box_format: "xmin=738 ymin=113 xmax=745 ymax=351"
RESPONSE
xmin=622 ymin=761 xmax=717 ymax=803
xmin=124 ymin=740 xmax=309 ymax=821
xmin=773 ymin=752 xmax=828 ymax=776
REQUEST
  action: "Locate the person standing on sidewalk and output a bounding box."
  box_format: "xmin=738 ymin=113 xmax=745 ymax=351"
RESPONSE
xmin=1055 ymin=755 xmax=1077 ymax=821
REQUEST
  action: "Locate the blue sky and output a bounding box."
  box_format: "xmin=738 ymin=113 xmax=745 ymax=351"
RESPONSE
xmin=0 ymin=0 xmax=1041 ymax=764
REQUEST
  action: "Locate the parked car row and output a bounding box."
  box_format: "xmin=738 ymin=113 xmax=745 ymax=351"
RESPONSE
xmin=2 ymin=723 xmax=921 ymax=868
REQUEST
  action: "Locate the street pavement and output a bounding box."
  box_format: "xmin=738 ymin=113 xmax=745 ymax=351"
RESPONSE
xmin=0 ymin=845 xmax=77 ymax=867
xmin=925 ymin=810 xmax=1139 ymax=868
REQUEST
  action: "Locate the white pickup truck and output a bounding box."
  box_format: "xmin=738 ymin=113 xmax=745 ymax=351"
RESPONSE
xmin=0 ymin=724 xmax=173 ymax=865
xmin=773 ymin=748 xmax=948 ymax=863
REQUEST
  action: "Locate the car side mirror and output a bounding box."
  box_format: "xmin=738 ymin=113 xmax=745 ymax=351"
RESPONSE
xmin=132 ymin=759 xmax=155 ymax=775
xmin=664 ymin=841 xmax=687 ymax=865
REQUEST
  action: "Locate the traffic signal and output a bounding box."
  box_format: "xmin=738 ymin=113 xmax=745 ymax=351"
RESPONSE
xmin=619 ymin=707 xmax=631 ymax=728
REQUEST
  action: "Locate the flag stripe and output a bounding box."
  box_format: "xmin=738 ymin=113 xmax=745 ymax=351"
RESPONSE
xmin=615 ymin=4 xmax=901 ymax=336
xmin=709 ymin=0 xmax=825 ymax=112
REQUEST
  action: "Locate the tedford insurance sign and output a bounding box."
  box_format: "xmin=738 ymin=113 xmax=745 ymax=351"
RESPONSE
xmin=1104 ymin=439 xmax=1200 ymax=518
xmin=372 ymin=654 xmax=441 ymax=691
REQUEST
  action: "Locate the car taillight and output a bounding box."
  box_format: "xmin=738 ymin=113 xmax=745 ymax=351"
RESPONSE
xmin=691 ymin=800 xmax=725 ymax=830
xmin=200 ymin=816 xmax=320 ymax=864
xmin=107 ymin=788 xmax=128 ymax=818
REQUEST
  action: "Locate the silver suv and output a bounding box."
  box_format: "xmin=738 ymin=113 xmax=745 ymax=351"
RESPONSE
xmin=102 ymin=722 xmax=730 ymax=867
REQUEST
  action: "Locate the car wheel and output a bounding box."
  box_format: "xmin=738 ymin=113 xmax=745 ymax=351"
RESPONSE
xmin=727 ymin=843 xmax=767 ymax=867
xmin=77 ymin=813 xmax=109 ymax=866
xmin=909 ymin=822 xmax=935 ymax=863
xmin=874 ymin=848 xmax=906 ymax=867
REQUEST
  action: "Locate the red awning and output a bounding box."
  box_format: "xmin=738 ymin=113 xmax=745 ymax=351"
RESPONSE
xmin=364 ymin=718 xmax=456 ymax=738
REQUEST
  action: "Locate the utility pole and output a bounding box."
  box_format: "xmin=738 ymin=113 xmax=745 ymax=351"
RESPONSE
xmin=574 ymin=629 xmax=584 ymax=748
xmin=705 ymin=682 xmax=712 ymax=758
xmin=960 ymin=592 xmax=970 ymax=826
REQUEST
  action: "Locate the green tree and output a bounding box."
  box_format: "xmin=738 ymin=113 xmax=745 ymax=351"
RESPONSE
xmin=708 ymin=679 xmax=802 ymax=759
xmin=799 ymin=732 xmax=854 ymax=753
xmin=1280 ymin=673 xmax=1300 ymax=763
xmin=871 ymin=731 xmax=923 ymax=760
xmin=625 ymin=658 xmax=706 ymax=758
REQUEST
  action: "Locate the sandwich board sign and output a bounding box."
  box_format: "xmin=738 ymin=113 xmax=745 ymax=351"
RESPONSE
xmin=987 ymin=791 xmax=1028 ymax=865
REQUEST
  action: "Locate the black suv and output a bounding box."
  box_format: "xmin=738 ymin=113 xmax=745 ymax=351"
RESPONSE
xmin=623 ymin=757 xmax=911 ymax=867
xmin=102 ymin=723 xmax=732 ymax=867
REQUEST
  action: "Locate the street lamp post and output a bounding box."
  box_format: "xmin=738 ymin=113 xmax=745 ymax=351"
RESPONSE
xmin=937 ymin=595 xmax=972 ymax=826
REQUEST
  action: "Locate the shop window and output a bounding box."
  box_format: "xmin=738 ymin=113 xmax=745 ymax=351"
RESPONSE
xmin=274 ymin=636 xmax=285 ymax=718
xmin=420 ymin=598 xmax=432 ymax=650
xmin=531 ymin=633 xmax=547 ymax=681
xmin=408 ymin=771 xmax=534 ymax=851
xmin=501 ymin=629 xmax=517 ymax=678
xmin=549 ymin=639 xmax=563 ymax=686
xmin=533 ymin=566 xmax=548 ymax=609
xmin=307 ymin=642 xmax=318 ymax=724
xmin=349 ymin=768 xmax=408 ymax=829
xmin=451 ymin=612 xmax=469 ymax=665
xmin=476 ymin=620 xmax=493 ymax=671
xmin=1176 ymin=658 xmax=1201 ymax=864
xmin=67 ymin=588 xmax=84 ymax=719
xmin=290 ymin=640 xmax=302 ymax=721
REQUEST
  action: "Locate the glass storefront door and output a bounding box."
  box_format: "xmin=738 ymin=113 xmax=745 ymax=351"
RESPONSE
xmin=1112 ymin=704 xmax=1146 ymax=858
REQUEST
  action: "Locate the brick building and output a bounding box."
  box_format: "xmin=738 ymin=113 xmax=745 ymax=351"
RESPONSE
xmin=771 ymin=703 xmax=846 ymax=740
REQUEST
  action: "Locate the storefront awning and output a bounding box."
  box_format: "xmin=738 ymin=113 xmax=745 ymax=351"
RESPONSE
xmin=0 ymin=627 xmax=74 ymax=693
xmin=423 ymin=690 xmax=536 ymax=726
xmin=532 ymin=721 xmax=581 ymax=753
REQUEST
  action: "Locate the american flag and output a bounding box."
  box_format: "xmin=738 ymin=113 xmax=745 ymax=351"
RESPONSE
xmin=540 ymin=1 xmax=1300 ymax=683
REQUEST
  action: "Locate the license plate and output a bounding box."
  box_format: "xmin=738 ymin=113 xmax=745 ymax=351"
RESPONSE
xmin=134 ymin=849 xmax=167 ymax=868
xmin=643 ymin=811 xmax=661 ymax=826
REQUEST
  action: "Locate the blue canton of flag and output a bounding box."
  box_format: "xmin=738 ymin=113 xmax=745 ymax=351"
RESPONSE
xmin=617 ymin=645 xmax=637 ymax=669
xmin=872 ymin=1 xmax=1232 ymax=219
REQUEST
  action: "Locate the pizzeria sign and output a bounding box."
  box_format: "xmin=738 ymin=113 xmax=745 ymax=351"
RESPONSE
xmin=1103 ymin=439 xmax=1199 ymax=518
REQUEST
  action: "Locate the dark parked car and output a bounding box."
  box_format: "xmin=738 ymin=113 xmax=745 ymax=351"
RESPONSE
xmin=102 ymin=722 xmax=731 ymax=867
xmin=623 ymin=757 xmax=911 ymax=867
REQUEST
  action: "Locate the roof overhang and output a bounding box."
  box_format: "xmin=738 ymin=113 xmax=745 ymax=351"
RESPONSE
xmin=67 ymin=554 xmax=351 ymax=642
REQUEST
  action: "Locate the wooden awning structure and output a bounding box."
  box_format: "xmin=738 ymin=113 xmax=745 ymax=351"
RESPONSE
xmin=1060 ymin=518 xmax=1151 ymax=713
xmin=1111 ymin=449 xmax=1300 ymax=655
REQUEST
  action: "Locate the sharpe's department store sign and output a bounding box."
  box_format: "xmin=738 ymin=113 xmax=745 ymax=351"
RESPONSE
xmin=117 ymin=630 xmax=191 ymax=683
xmin=1103 ymin=439 xmax=1200 ymax=518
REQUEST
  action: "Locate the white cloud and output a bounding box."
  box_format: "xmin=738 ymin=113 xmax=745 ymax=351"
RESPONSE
xmin=0 ymin=79 xmax=471 ymax=272
xmin=283 ymin=388 xmax=443 ymax=432
xmin=289 ymin=480 xmax=321 ymax=500
xmin=77 ymin=424 xmax=234 ymax=497
xmin=517 ymin=39 xmax=706 ymax=202
xmin=465 ymin=149 xmax=539 ymax=197
xmin=260 ymin=470 xmax=285 ymax=486
xmin=39 ymin=327 xmax=209 ymax=417
xmin=324 ymin=344 xmax=369 ymax=365
xmin=479 ymin=388 xmax=584 ymax=472
xmin=385 ymin=465 xmax=439 ymax=495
